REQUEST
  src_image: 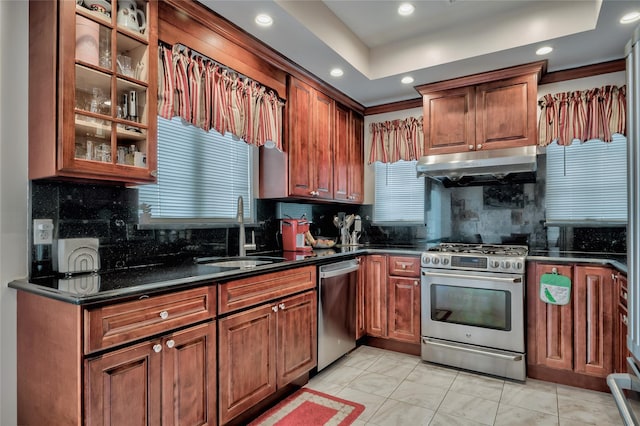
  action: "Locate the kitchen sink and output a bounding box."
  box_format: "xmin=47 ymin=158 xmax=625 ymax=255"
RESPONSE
xmin=196 ymin=256 xmax=285 ymax=269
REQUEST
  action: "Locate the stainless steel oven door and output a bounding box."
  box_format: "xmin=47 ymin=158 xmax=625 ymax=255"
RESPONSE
xmin=421 ymin=268 xmax=524 ymax=353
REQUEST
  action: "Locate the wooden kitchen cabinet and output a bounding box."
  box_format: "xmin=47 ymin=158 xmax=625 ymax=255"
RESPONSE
xmin=614 ymin=272 xmax=629 ymax=373
xmin=418 ymin=62 xmax=543 ymax=155
xmin=218 ymin=291 xmax=317 ymax=425
xmin=529 ymin=263 xmax=574 ymax=371
xmin=217 ymin=265 xmax=317 ymax=425
xmin=29 ymin=0 xmax=158 ymax=183
xmin=334 ymin=104 xmax=364 ymax=203
xmin=260 ymin=77 xmax=364 ymax=203
xmin=387 ymin=256 xmax=421 ymax=343
xmin=17 ymin=285 xmax=217 ymax=425
xmin=85 ymin=322 xmax=216 ymax=426
xmin=573 ymin=265 xmax=614 ymax=377
xmin=363 ymin=255 xmax=421 ymax=343
xmin=365 ymin=255 xmax=388 ymax=337
xmin=422 ymin=86 xmax=475 ymax=155
xmin=287 ymin=76 xmax=334 ymax=200
xmin=356 ymin=256 xmax=367 ymax=339
xmin=527 ymin=261 xmax=615 ymax=391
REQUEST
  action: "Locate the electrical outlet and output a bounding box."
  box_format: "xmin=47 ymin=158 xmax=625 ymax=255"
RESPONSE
xmin=33 ymin=219 xmax=54 ymax=245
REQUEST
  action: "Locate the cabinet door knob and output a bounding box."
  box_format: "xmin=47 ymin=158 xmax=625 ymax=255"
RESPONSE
xmin=622 ymin=291 xmax=628 ymax=300
xmin=279 ymin=303 xmax=286 ymax=310
xmin=623 ymin=314 xmax=628 ymax=325
xmin=402 ymin=264 xmax=407 ymax=269
xmin=159 ymin=310 xmax=169 ymax=320
xmin=166 ymin=339 xmax=175 ymax=349
xmin=477 ymin=144 xmax=483 ymax=150
xmin=153 ymin=344 xmax=162 ymax=353
xmin=468 ymin=145 xmax=474 ymax=150
xmin=272 ymin=305 xmax=278 ymax=312
xmin=414 ymin=281 xmax=418 ymax=286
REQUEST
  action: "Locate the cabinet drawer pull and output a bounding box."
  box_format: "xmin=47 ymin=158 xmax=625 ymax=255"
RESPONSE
xmin=623 ymin=314 xmax=628 ymax=325
xmin=279 ymin=303 xmax=286 ymax=310
xmin=272 ymin=305 xmax=278 ymax=312
xmin=166 ymin=339 xmax=175 ymax=349
xmin=159 ymin=310 xmax=169 ymax=320
xmin=402 ymin=264 xmax=407 ymax=269
xmin=153 ymin=344 xmax=162 ymax=353
xmin=622 ymin=291 xmax=628 ymax=301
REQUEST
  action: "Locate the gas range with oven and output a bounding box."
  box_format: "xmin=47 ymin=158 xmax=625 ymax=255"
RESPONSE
xmin=420 ymin=243 xmax=528 ymax=381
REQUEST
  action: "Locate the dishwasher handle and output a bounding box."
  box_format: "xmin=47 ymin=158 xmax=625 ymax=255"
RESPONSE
xmin=319 ymin=260 xmax=360 ymax=279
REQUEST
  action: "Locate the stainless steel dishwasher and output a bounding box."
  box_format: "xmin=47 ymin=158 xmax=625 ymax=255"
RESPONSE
xmin=317 ymin=258 xmax=360 ymax=371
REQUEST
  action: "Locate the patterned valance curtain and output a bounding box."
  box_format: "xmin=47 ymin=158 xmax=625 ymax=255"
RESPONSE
xmin=538 ymin=85 xmax=626 ymax=146
xmin=368 ymin=116 xmax=424 ymax=163
xmin=158 ymin=44 xmax=285 ymax=150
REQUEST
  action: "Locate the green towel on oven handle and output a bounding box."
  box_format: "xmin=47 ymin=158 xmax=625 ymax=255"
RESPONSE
xmin=539 ymin=272 xmax=572 ymax=305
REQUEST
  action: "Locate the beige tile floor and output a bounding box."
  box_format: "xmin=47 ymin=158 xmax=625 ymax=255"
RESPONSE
xmin=305 ymin=345 xmax=639 ymax=426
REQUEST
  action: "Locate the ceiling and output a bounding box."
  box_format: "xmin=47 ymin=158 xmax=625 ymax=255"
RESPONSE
xmin=199 ymin=0 xmax=639 ymax=107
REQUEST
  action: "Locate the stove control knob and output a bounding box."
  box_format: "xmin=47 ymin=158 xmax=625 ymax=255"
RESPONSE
xmin=502 ymin=261 xmax=511 ymax=269
xmin=515 ymin=261 xmax=523 ymax=270
xmin=432 ymin=257 xmax=440 ymax=265
xmin=490 ymin=260 xmax=500 ymax=268
xmin=423 ymin=257 xmax=430 ymax=264
xmin=442 ymin=258 xmax=449 ymax=265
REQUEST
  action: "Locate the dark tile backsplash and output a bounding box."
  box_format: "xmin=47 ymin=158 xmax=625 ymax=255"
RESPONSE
xmin=29 ymin=174 xmax=627 ymax=278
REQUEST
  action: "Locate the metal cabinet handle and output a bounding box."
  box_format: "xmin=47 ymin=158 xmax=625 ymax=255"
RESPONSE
xmin=153 ymin=344 xmax=162 ymax=353
xmin=272 ymin=305 xmax=278 ymax=312
xmin=166 ymin=339 xmax=175 ymax=349
xmin=279 ymin=303 xmax=286 ymax=310
xmin=159 ymin=310 xmax=169 ymax=320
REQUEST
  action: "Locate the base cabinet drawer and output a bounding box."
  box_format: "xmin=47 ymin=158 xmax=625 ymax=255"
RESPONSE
xmin=85 ymin=286 xmax=216 ymax=354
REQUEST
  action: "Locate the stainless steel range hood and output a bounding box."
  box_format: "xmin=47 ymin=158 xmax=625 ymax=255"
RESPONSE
xmin=416 ymin=145 xmax=540 ymax=185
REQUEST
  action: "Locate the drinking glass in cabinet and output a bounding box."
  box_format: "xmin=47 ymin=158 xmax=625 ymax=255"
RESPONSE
xmin=116 ymin=32 xmax=148 ymax=82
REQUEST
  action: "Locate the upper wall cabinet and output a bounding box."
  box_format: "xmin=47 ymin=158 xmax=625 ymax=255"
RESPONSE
xmin=334 ymin=104 xmax=364 ymax=203
xmin=260 ymin=76 xmax=364 ymax=203
xmin=418 ymin=62 xmax=544 ymax=156
xmin=29 ymin=0 xmax=158 ymax=183
xmin=288 ymin=77 xmax=334 ymax=200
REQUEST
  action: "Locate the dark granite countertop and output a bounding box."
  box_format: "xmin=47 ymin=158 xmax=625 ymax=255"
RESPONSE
xmin=9 ymin=245 xmax=627 ymax=306
xmin=527 ymin=249 xmax=627 ymax=273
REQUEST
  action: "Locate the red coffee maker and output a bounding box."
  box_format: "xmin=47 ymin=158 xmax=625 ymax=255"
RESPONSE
xmin=281 ymin=219 xmax=312 ymax=252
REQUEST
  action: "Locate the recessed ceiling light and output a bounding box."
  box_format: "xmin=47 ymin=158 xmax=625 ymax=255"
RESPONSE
xmin=536 ymin=46 xmax=553 ymax=56
xmin=621 ymin=11 xmax=640 ymax=24
xmin=398 ymin=3 xmax=415 ymax=16
xmin=255 ymin=14 xmax=273 ymax=27
xmin=330 ymin=68 xmax=344 ymax=77
xmin=401 ymin=76 xmax=414 ymax=84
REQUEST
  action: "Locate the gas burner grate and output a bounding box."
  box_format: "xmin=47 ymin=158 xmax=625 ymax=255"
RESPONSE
xmin=430 ymin=243 xmax=528 ymax=257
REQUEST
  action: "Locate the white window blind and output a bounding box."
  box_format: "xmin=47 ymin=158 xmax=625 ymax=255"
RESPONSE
xmin=138 ymin=116 xmax=255 ymax=222
xmin=545 ymin=134 xmax=627 ymax=223
xmin=374 ymin=160 xmax=425 ymax=224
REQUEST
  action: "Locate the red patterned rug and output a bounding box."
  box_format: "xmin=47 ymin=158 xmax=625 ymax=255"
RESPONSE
xmin=249 ymin=388 xmax=365 ymax=426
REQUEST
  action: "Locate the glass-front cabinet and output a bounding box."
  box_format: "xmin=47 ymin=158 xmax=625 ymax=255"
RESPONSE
xmin=29 ymin=0 xmax=157 ymax=183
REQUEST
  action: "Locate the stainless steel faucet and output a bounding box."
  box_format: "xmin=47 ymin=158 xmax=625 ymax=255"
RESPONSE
xmin=237 ymin=196 xmax=256 ymax=256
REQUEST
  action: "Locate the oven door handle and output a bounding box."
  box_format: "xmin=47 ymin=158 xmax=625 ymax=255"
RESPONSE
xmin=422 ymin=270 xmax=521 ymax=283
xmin=422 ymin=337 xmax=523 ymax=361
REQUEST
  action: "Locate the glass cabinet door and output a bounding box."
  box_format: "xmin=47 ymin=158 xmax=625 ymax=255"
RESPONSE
xmin=71 ymin=0 xmax=153 ymax=178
